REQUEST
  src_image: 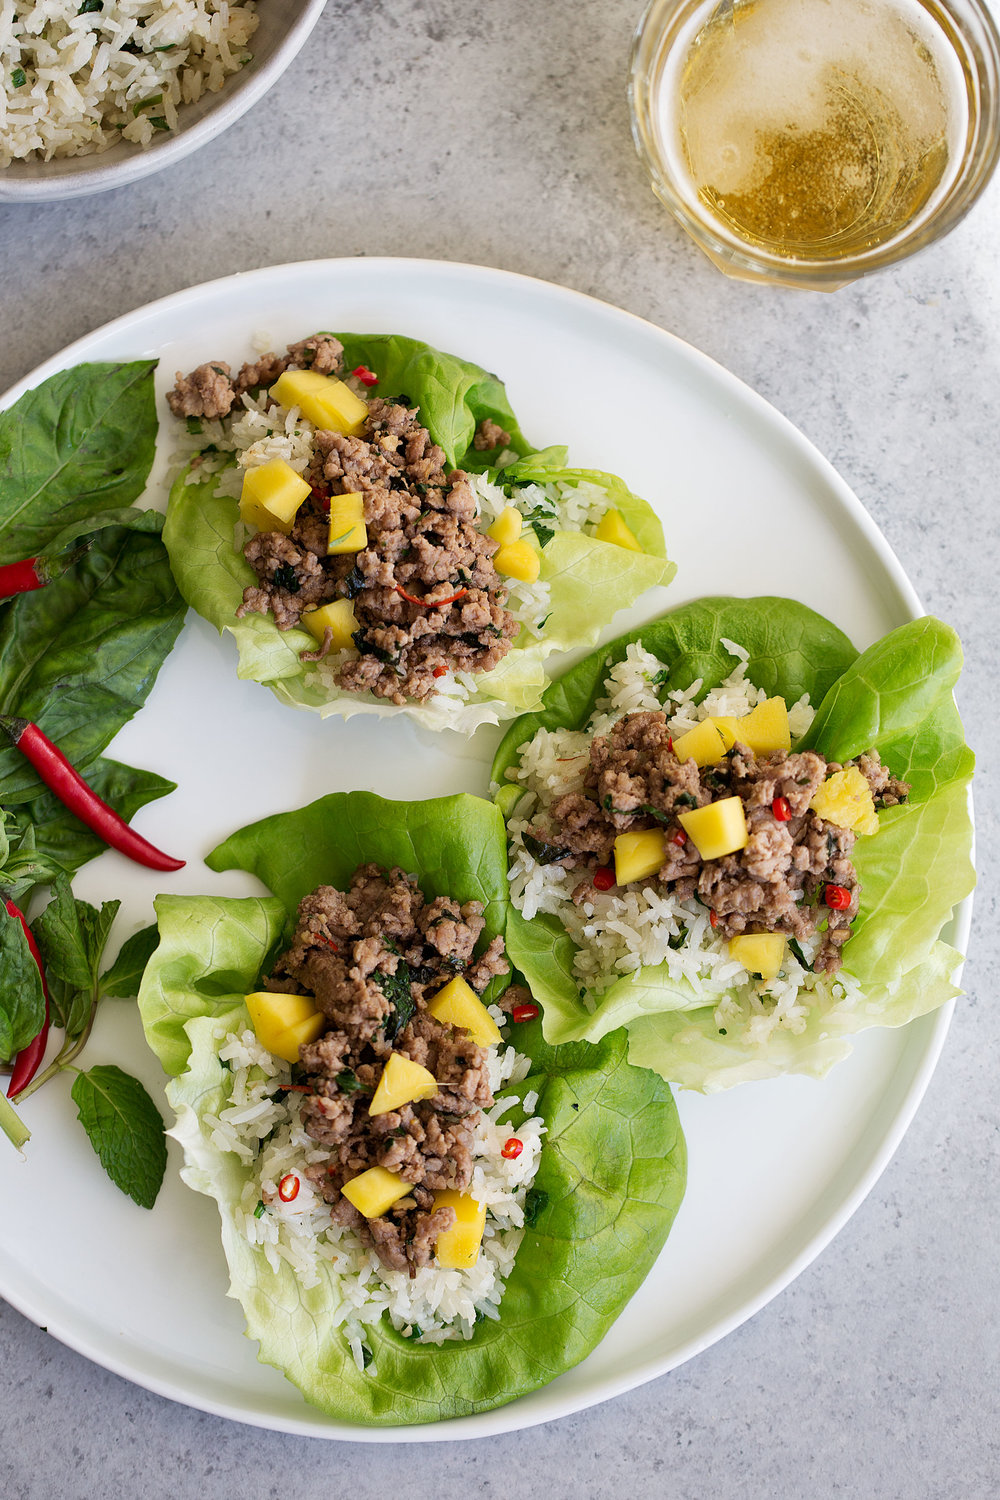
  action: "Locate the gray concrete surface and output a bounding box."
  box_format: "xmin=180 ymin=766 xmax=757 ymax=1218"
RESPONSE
xmin=1 ymin=1 xmax=997 ymax=1495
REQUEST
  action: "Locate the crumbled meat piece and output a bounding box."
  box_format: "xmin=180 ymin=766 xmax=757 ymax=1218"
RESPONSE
xmin=473 ymin=417 xmax=511 ymax=451
xmin=167 ymin=361 xmax=236 ymax=420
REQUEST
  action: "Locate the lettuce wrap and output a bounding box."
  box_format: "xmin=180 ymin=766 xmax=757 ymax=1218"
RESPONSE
xmin=491 ymin=597 xmax=976 ymax=1092
xmin=162 ymin=334 xmax=675 ymax=733
xmin=137 ymin=791 xmax=686 ymax=1424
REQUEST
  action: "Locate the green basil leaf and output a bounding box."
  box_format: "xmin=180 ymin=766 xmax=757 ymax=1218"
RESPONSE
xmin=70 ymin=1064 xmax=167 ymax=1209
xmin=0 ymin=900 xmax=45 ymax=1060
xmin=0 ymin=362 xmax=158 ymax=563
xmin=101 ymin=923 xmax=160 ymax=1000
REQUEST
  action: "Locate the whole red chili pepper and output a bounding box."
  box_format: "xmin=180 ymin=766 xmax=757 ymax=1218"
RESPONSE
xmin=0 ymin=715 xmax=184 ymax=872
xmin=5 ymin=897 xmax=50 ymax=1099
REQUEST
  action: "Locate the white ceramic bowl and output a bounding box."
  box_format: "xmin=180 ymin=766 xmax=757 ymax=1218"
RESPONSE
xmin=0 ymin=0 xmax=327 ymax=202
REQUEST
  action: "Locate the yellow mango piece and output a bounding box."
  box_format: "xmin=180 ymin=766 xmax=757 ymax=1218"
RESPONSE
xmin=710 ymin=716 xmax=741 ymax=750
xmin=271 ymin=369 xmax=368 ymax=436
xmin=433 ymin=1189 xmax=487 ymax=1269
xmin=244 ymin=991 xmax=325 ymax=1064
xmin=493 ymin=538 xmax=540 ymax=583
xmin=488 ymin=506 xmax=523 ymax=547
xmin=672 ymin=719 xmax=727 ymax=767
xmin=426 ymin=975 xmax=503 ymax=1047
xmin=341 ymin=1166 xmax=410 ymax=1219
xmin=300 ymin=598 xmax=358 ymax=650
xmin=809 ymin=765 xmax=880 ymax=836
xmin=734 ymin=697 xmax=791 ymax=754
xmin=678 ymin=796 xmax=749 ymax=860
xmin=238 ymin=457 xmax=311 ymax=534
xmin=270 ymin=1011 xmax=328 ymax=1064
xmin=729 ymin=933 xmax=787 ymax=980
xmin=368 ymin=1052 xmax=439 ymax=1117
xmin=328 ymin=491 xmax=367 ymax=555
xmin=594 ymin=507 xmax=642 ymax=552
xmin=614 ymin=827 xmax=667 ymax=885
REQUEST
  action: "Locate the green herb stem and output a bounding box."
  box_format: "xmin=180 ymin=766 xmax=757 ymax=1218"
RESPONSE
xmin=0 ymin=1088 xmax=30 ymax=1150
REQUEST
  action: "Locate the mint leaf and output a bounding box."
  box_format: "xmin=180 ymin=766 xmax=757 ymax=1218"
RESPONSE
xmin=34 ymin=879 xmax=119 ymax=1037
xmin=71 ymin=1065 xmax=166 ymax=1209
xmin=101 ymin=923 xmax=159 ymax=999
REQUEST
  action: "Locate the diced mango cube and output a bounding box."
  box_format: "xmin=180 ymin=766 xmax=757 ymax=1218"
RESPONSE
xmin=734 ymin=697 xmax=791 ymax=754
xmin=493 ymin=538 xmax=540 ymax=583
xmin=244 ymin=991 xmax=325 ymax=1064
xmin=614 ymin=827 xmax=667 ymax=885
xmin=594 ymin=508 xmax=642 ymax=552
xmin=300 ymin=598 xmax=358 ymax=650
xmin=238 ymin=457 xmax=311 ymax=534
xmin=729 ymin=933 xmax=787 ymax=980
xmin=809 ymin=765 xmax=880 ymax=836
xmin=341 ymin=1166 xmax=410 ymax=1219
xmin=432 ymin=1189 xmax=487 ymax=1269
xmin=678 ymin=797 xmax=748 ymax=860
xmin=328 ymin=491 xmax=367 ymax=554
xmin=271 ymin=369 xmax=368 ymax=436
xmin=672 ymin=719 xmax=727 ymax=767
xmin=710 ymin=716 xmax=741 ymax=750
xmin=488 ymin=506 xmax=523 ymax=547
xmin=426 ymin=975 xmax=503 ymax=1047
xmin=271 ymin=1011 xmax=328 ymax=1064
xmin=368 ymin=1052 xmax=438 ymax=1117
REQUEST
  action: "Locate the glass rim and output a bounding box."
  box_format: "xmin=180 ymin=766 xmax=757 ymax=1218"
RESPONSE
xmin=628 ymin=0 xmax=1000 ymax=286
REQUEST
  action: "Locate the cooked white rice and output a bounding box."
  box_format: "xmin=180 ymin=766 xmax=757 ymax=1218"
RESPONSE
xmin=504 ymin=641 xmax=865 ymax=1047
xmin=1 ymin=0 xmax=257 ymax=164
xmin=172 ymin=366 xmax=622 ymax=703
xmin=203 ymin=1017 xmax=545 ymax=1370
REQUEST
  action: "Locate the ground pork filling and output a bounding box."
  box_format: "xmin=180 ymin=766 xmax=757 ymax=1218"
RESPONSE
xmin=505 ymin=642 xmax=909 ymax=1042
xmin=168 ymin=336 xmax=519 ymax=705
xmin=257 ymin=863 xmax=530 ymax=1274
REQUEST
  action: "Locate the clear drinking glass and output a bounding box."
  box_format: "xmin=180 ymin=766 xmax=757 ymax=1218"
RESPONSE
xmin=629 ymin=0 xmax=1000 ymax=290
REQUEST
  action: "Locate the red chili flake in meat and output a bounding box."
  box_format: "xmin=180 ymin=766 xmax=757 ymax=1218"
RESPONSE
xmin=432 ymin=665 xmax=448 ymax=678
xmin=668 ymin=737 xmax=673 ymax=752
xmin=672 ymin=829 xmax=687 ymax=847
xmin=315 ymin=933 xmax=339 ymax=951
xmin=278 ymin=1174 xmax=300 ymax=1202
xmin=709 ymin=910 xmax=718 ymax=929
xmin=352 ymin=365 xmax=379 ymax=387
xmin=593 ymin=866 xmax=616 ymax=891
xmin=772 ymin=796 xmax=792 ymax=821
xmin=310 ymin=483 xmax=331 ymax=512
xmin=501 ymin=1137 xmax=523 ymax=1160
xmin=824 ymin=883 xmax=852 ymax=911
xmin=511 ymin=1002 xmax=539 ymax=1023
xmin=394 ymin=583 xmax=469 ymax=609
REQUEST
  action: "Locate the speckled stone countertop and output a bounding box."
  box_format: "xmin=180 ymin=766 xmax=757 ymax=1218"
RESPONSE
xmin=1 ymin=3 xmax=998 ymax=1495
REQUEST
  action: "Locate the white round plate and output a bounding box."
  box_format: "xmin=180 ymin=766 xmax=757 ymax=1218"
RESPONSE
xmin=0 ymin=259 xmax=970 ymax=1441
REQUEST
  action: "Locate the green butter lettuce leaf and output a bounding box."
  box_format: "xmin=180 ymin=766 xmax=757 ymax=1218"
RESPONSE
xmin=163 ymin=335 xmax=674 ymax=733
xmin=491 ymin=600 xmax=975 ymax=1091
xmin=0 ymin=361 xmax=158 ymax=563
xmin=138 ymin=792 xmax=686 ymax=1424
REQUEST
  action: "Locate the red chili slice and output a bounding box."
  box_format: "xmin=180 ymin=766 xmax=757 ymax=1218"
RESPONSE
xmin=824 ymin=883 xmax=852 ymax=911
xmin=278 ymin=1173 xmax=300 ymax=1202
xmin=432 ymin=665 xmax=448 ymax=678
xmin=709 ymin=910 xmax=718 ymax=929
xmin=315 ymin=933 xmax=339 ymax=951
xmin=351 ymin=365 xmax=379 ymax=387
xmin=672 ymin=829 xmax=687 ymax=847
xmin=511 ymin=1002 xmax=539 ymax=1023
xmin=501 ymin=1138 xmax=523 ymax=1160
xmin=772 ymin=796 xmax=792 ymax=821
xmin=394 ymin=584 xmax=469 ymax=609
xmin=593 ymin=866 xmax=616 ymax=891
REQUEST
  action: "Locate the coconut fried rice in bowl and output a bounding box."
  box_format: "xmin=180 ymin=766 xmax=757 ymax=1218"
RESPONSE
xmin=0 ymin=0 xmax=327 ymax=200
